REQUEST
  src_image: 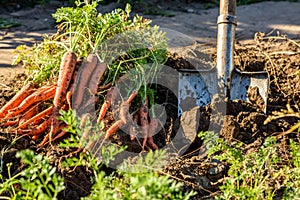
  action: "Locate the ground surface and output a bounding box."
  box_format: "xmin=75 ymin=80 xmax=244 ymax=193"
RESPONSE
xmin=0 ymin=1 xmax=300 ymax=199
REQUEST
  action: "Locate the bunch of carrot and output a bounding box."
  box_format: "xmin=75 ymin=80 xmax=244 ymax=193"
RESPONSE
xmin=0 ymin=52 xmax=79 ymax=145
xmin=0 ymin=51 xmax=160 ymax=151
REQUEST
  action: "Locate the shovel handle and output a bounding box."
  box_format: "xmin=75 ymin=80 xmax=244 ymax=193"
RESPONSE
xmin=220 ymin=0 xmax=236 ymax=15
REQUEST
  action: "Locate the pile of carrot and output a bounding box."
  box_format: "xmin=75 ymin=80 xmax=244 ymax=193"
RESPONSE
xmin=0 ymin=51 xmax=160 ymax=151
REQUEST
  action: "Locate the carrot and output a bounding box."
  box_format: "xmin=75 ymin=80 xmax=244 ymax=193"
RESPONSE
xmin=73 ymin=54 xmax=98 ymax=109
xmin=5 ymin=85 xmax=56 ymax=119
xmin=50 ymin=51 xmax=77 ymax=142
xmin=147 ymin=118 xmax=159 ymax=150
xmin=97 ymin=86 xmax=118 ymax=123
xmin=129 ymin=113 xmax=139 ymax=140
xmin=105 ymin=90 xmax=138 ymax=138
xmin=28 ymin=117 xmax=52 ymax=136
xmin=17 ymin=105 xmax=53 ymax=130
xmin=0 ymin=82 xmax=36 ymax=118
xmin=32 ymin=134 xmax=41 ymax=140
xmin=105 ymin=120 xmax=125 ymax=138
xmin=139 ymin=100 xmax=149 ymax=150
xmin=66 ymin=60 xmax=81 ymax=108
xmin=119 ymin=90 xmax=138 ymax=123
xmin=2 ymin=119 xmax=19 ymax=127
xmin=88 ymin=62 xmax=108 ymax=95
xmin=19 ymin=103 xmax=40 ymax=124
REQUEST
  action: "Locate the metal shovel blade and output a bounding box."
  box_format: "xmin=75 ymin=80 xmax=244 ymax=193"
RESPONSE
xmin=177 ymin=0 xmax=269 ymax=115
xmin=178 ymin=67 xmax=218 ymax=116
xmin=231 ymin=68 xmax=269 ymax=112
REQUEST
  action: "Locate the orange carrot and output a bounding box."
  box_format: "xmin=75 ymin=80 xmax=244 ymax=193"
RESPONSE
xmin=0 ymin=83 xmax=36 ymax=118
xmin=17 ymin=105 xmax=53 ymax=130
xmin=97 ymin=86 xmax=118 ymax=123
xmin=32 ymin=134 xmax=40 ymax=140
xmin=73 ymin=54 xmax=98 ymax=109
xmin=2 ymin=119 xmax=19 ymax=127
xmin=119 ymin=90 xmax=138 ymax=123
xmin=5 ymin=85 xmax=56 ymax=119
xmin=28 ymin=117 xmax=52 ymax=136
xmin=18 ymin=103 xmax=40 ymax=124
xmin=105 ymin=120 xmax=125 ymax=138
xmin=50 ymin=51 xmax=77 ymax=142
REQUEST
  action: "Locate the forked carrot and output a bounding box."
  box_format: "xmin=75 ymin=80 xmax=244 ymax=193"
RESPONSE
xmin=17 ymin=105 xmax=53 ymax=130
xmin=50 ymin=51 xmax=77 ymax=142
xmin=119 ymin=90 xmax=139 ymax=123
xmin=97 ymin=86 xmax=118 ymax=123
xmin=0 ymin=82 xmax=36 ymax=118
xmin=73 ymin=54 xmax=98 ymax=109
xmin=105 ymin=90 xmax=138 ymax=138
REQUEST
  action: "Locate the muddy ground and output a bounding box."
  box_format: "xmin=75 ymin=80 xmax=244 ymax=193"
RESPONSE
xmin=0 ymin=1 xmax=300 ymax=199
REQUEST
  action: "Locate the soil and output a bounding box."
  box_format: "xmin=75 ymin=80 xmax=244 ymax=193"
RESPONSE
xmin=0 ymin=1 xmax=300 ymax=199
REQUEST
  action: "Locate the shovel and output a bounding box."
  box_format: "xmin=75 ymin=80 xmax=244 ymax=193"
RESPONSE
xmin=178 ymin=0 xmax=269 ymax=115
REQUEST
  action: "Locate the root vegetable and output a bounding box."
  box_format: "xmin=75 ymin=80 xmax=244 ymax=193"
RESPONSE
xmin=17 ymin=105 xmax=53 ymax=130
xmin=147 ymin=118 xmax=159 ymax=150
xmin=5 ymin=85 xmax=56 ymax=119
xmin=50 ymin=51 xmax=77 ymax=142
xmin=0 ymin=83 xmax=36 ymax=118
xmin=19 ymin=103 xmax=40 ymax=124
xmin=73 ymin=54 xmax=98 ymax=109
xmin=139 ymin=102 xmax=149 ymax=149
xmin=28 ymin=117 xmax=52 ymax=136
xmin=97 ymin=86 xmax=118 ymax=123
xmin=104 ymin=90 xmax=138 ymax=138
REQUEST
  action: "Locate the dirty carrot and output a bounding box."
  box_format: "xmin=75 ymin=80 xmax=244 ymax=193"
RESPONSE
xmin=66 ymin=60 xmax=81 ymax=108
xmin=0 ymin=82 xmax=36 ymax=118
xmin=88 ymin=62 xmax=108 ymax=94
xmin=28 ymin=117 xmax=52 ymax=136
xmin=105 ymin=120 xmax=125 ymax=138
xmin=2 ymin=119 xmax=19 ymax=127
xmin=5 ymin=85 xmax=56 ymax=119
xmin=19 ymin=103 xmax=40 ymax=124
xmin=147 ymin=118 xmax=159 ymax=150
xmin=119 ymin=90 xmax=139 ymax=123
xmin=139 ymin=100 xmax=149 ymax=149
xmin=105 ymin=90 xmax=139 ymax=138
xmin=73 ymin=54 xmax=98 ymax=109
xmin=129 ymin=113 xmax=139 ymax=140
xmin=50 ymin=51 xmax=77 ymax=142
xmin=97 ymin=86 xmax=118 ymax=123
xmin=17 ymin=105 xmax=53 ymax=130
